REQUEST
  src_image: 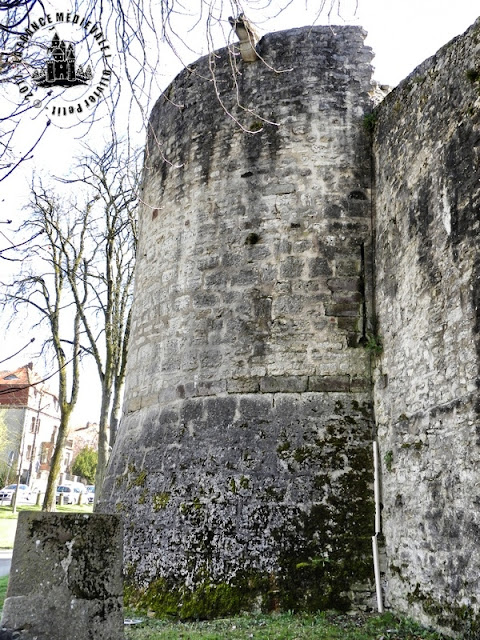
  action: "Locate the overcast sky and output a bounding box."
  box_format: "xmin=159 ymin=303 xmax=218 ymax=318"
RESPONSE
xmin=1 ymin=1 xmax=479 ymax=425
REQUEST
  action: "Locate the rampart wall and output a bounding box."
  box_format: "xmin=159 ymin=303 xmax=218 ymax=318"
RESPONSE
xmin=374 ymin=17 xmax=480 ymax=636
xmin=99 ymin=16 xmax=480 ymax=636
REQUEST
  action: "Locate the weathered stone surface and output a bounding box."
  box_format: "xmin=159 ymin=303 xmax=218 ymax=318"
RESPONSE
xmin=1 ymin=512 xmax=124 ymax=640
xmin=374 ymin=17 xmax=480 ymax=637
xmin=105 ymin=394 xmax=374 ymax=616
xmin=100 ymin=25 xmax=376 ymax=616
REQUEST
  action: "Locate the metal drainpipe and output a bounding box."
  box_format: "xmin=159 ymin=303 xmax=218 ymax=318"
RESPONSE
xmin=372 ymin=440 xmax=384 ymax=613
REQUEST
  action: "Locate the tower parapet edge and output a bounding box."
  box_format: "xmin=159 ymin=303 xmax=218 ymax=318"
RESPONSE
xmin=100 ymin=25 xmax=377 ymax=617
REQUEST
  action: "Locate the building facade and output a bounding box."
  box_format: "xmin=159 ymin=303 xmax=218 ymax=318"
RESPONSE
xmin=0 ymin=363 xmax=71 ymax=491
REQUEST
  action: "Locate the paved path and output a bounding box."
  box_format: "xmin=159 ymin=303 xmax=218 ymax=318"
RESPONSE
xmin=0 ymin=550 xmax=12 ymax=577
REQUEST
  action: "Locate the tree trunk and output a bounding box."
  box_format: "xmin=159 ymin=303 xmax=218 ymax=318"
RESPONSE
xmin=94 ymin=386 xmax=111 ymax=505
xmin=42 ymin=408 xmax=72 ymax=512
xmin=109 ymin=382 xmax=123 ymax=449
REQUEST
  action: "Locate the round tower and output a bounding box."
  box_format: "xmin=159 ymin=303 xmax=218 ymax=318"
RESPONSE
xmin=99 ymin=25 xmax=376 ymax=616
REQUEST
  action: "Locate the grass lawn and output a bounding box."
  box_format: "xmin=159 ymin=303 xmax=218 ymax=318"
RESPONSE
xmin=0 ymin=575 xmax=8 ymax=605
xmin=0 ymin=503 xmax=94 ymax=548
xmin=123 ymin=611 xmax=446 ymax=640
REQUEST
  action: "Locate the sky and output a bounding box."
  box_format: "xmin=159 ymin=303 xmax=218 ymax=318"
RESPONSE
xmin=1 ymin=0 xmax=479 ymax=426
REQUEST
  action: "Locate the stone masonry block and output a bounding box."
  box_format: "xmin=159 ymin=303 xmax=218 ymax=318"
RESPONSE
xmin=337 ymin=317 xmax=359 ymax=332
xmin=308 ymin=375 xmax=351 ymax=392
xmin=260 ymin=375 xmax=308 ymax=393
xmin=350 ymin=377 xmax=371 ymax=392
xmin=227 ymin=377 xmax=260 ymax=393
xmin=327 ymin=277 xmax=361 ymax=292
xmin=195 ymin=379 xmax=227 ymax=396
xmin=1 ymin=512 xmax=124 ymax=640
xmin=308 ymin=257 xmax=332 ymax=277
xmin=324 ymin=302 xmax=360 ymax=317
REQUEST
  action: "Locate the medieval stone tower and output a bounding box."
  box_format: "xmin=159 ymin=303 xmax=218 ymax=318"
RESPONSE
xmin=99 ymin=18 xmax=480 ymax=636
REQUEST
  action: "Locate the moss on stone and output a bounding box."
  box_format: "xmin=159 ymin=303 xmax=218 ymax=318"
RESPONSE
xmin=466 ymin=68 xmax=480 ymax=83
xmin=406 ymin=583 xmax=480 ymax=639
xmin=153 ymin=492 xmax=171 ymax=511
xmin=134 ymin=470 xmax=147 ymax=487
xmin=179 ymin=497 xmax=203 ymax=516
xmin=239 ymin=476 xmax=250 ymax=489
xmin=293 ymin=446 xmax=311 ymax=463
xmin=124 ymin=573 xmax=271 ymax=620
xmin=276 ymin=441 xmax=291 ymax=456
xmin=126 ymin=467 xmax=147 ymax=490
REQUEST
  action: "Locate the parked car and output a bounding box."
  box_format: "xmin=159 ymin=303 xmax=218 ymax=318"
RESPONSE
xmin=55 ymin=485 xmax=74 ymax=505
xmin=0 ymin=484 xmax=33 ymax=504
xmin=86 ymin=485 xmax=95 ymax=505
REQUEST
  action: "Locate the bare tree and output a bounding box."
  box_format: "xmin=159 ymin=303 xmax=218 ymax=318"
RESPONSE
xmin=0 ymin=142 xmax=137 ymax=503
xmin=0 ymin=187 xmax=85 ymax=511
xmin=57 ymin=143 xmax=138 ymax=497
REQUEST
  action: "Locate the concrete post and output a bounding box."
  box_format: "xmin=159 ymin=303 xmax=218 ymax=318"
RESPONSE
xmin=1 ymin=511 xmax=124 ymax=639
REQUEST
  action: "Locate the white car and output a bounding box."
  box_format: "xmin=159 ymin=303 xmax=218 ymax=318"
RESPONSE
xmin=0 ymin=484 xmax=33 ymax=504
xmin=55 ymin=485 xmax=74 ymax=505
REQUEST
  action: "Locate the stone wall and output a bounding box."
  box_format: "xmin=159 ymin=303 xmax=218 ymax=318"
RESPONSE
xmin=99 ymin=26 xmax=378 ymax=616
xmin=374 ymin=18 xmax=480 ymax=637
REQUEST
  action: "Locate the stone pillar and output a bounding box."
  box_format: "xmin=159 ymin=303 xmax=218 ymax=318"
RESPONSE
xmin=100 ymin=25 xmax=377 ymax=616
xmin=1 ymin=512 xmax=124 ymax=640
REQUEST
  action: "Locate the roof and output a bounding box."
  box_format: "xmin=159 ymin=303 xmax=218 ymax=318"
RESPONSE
xmin=0 ymin=363 xmax=38 ymax=385
xmin=0 ymin=363 xmax=56 ymax=407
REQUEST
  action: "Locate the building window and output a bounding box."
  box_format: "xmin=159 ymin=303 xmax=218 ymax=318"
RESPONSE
xmin=40 ymin=444 xmax=49 ymax=464
xmin=30 ymin=417 xmax=36 ymax=433
xmin=26 ymin=445 xmax=32 ymax=460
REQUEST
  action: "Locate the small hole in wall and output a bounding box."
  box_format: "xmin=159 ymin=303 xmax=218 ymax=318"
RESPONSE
xmin=245 ymin=232 xmax=260 ymax=245
xmin=152 ymin=208 xmax=159 ymax=220
xmin=348 ymin=191 xmax=367 ymax=201
xmin=290 ymin=222 xmax=301 ymax=229
xmin=241 ymin=171 xmax=253 ymax=178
